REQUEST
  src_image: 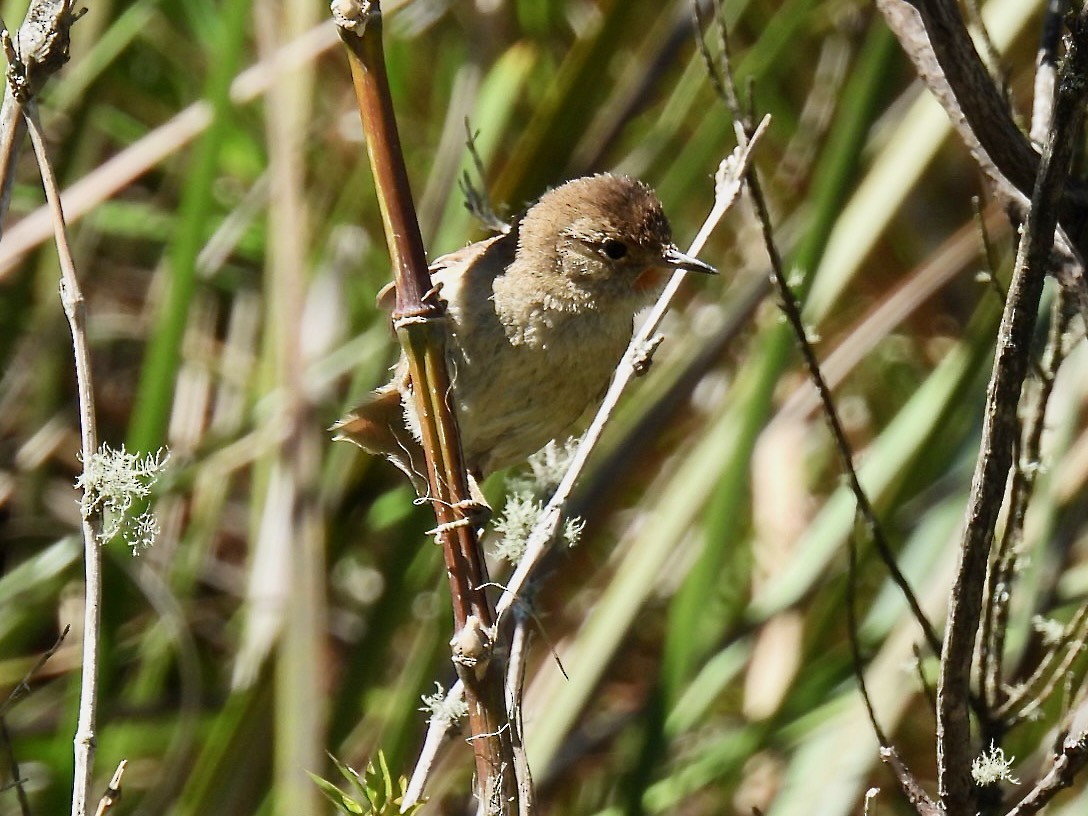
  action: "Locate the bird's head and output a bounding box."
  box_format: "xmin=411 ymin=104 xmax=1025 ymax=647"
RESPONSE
xmin=519 ymin=174 xmax=716 ymax=301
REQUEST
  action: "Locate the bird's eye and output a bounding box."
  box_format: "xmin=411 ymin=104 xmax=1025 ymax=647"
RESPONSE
xmin=602 ymin=239 xmax=628 ymax=260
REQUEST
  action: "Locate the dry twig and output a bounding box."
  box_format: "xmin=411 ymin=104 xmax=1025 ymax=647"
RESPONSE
xmin=934 ymin=9 xmax=1088 ymax=812
xmin=1005 ymin=731 xmax=1088 ymax=816
xmin=23 ymin=100 xmax=104 ymax=816
xmin=0 ymin=0 xmax=81 ymax=234
xmin=332 ymin=2 xmax=518 ymax=809
xmin=92 ymin=760 xmax=127 ymax=816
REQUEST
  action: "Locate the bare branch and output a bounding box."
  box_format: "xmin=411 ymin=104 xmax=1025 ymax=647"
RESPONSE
xmin=1004 ymin=732 xmax=1088 ymax=816
xmin=0 ymin=0 xmax=81 ymax=236
xmin=935 ymin=10 xmax=1088 ymax=812
xmin=982 ymin=292 xmax=1074 ymax=719
xmin=877 ymin=0 xmax=1088 ymax=260
xmin=999 ymin=604 xmax=1088 ymax=728
xmin=333 ymin=2 xmax=516 ymax=807
xmin=880 ymin=746 xmax=944 ymax=816
xmin=23 ymin=97 xmax=104 ymax=816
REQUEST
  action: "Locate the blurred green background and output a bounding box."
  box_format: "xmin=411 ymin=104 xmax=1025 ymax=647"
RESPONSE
xmin=2 ymin=0 xmax=1086 ymax=813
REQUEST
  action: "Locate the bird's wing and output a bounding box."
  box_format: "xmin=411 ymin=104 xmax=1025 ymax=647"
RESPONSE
xmin=331 ymin=377 xmax=429 ymax=496
xmin=430 ymin=229 xmax=517 ymax=290
xmin=341 ymin=228 xmax=520 ymax=495
xmin=374 ymin=229 xmax=520 ymax=310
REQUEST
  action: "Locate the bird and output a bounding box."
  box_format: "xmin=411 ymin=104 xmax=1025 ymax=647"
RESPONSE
xmin=333 ymin=173 xmax=716 ymax=495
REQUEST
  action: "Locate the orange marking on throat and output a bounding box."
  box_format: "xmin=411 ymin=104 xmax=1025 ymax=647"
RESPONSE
xmin=634 ymin=266 xmax=666 ymax=291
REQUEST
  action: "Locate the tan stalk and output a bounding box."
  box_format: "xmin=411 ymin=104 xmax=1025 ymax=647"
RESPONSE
xmin=332 ymin=2 xmax=519 ymax=810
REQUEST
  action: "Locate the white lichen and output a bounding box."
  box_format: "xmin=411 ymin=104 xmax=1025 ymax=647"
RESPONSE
xmin=522 ymin=437 xmax=581 ymax=495
xmin=419 ymin=682 xmax=468 ymax=725
xmin=1032 ymin=614 xmax=1066 ymax=648
xmin=77 ymin=444 xmax=169 ymax=555
xmin=491 ymin=492 xmax=541 ymax=564
xmin=493 ymin=436 xmax=587 ymax=562
xmin=971 ymin=742 xmax=1020 ymax=786
xmin=562 ymin=515 xmax=585 ymax=548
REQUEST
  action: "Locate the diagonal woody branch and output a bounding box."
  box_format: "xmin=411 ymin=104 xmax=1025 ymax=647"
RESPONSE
xmin=877 ymin=0 xmax=1088 ymax=259
xmin=332 ymin=2 xmax=519 ymax=811
xmin=935 ymin=9 xmax=1088 ymax=814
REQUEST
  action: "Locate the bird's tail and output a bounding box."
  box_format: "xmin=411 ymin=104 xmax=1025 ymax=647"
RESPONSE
xmin=331 ymin=386 xmax=429 ymax=495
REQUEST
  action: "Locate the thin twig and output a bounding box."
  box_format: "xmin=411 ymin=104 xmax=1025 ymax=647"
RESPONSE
xmin=981 ymin=291 xmax=1073 ymax=717
xmin=0 ymin=718 xmax=31 ymax=816
xmin=847 ymin=514 xmax=890 ymax=747
xmin=459 ymin=118 xmax=508 ymax=235
xmin=934 ymin=9 xmax=1088 ymax=811
xmin=505 ymin=616 xmax=535 ymax=816
xmin=1028 ymin=0 xmax=1088 ymax=334
xmin=0 ymin=0 xmax=81 ymax=236
xmin=402 ymin=695 xmax=457 ymax=808
xmin=699 ymin=8 xmax=945 ymax=802
xmin=879 ymin=746 xmax=943 ymax=816
xmin=93 ymin=760 xmax=127 ymax=816
xmin=696 ymin=0 xmax=942 ymax=657
xmin=24 ymin=99 xmax=103 ymax=816
xmin=1004 ymin=731 xmax=1088 ymax=816
xmin=961 ymin=0 xmax=1007 ymax=92
xmin=999 ymin=603 xmax=1088 ymax=727
xmin=0 ymin=624 xmax=70 ymax=719
xmin=912 ymin=642 xmax=938 ymax=716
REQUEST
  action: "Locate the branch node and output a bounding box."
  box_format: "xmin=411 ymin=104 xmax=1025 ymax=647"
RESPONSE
xmin=330 ymin=0 xmax=374 ymax=36
xmin=452 ymin=615 xmax=494 ymax=680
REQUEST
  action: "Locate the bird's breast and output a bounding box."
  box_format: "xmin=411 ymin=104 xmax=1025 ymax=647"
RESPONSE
xmin=442 ymin=288 xmax=633 ymax=475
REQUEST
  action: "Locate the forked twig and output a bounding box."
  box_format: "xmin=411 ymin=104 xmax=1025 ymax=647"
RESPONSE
xmin=981 ymin=291 xmax=1073 ymax=718
xmin=934 ymin=8 xmax=1088 ymax=812
xmin=1005 ymin=731 xmax=1088 ymax=816
xmin=998 ymin=603 xmax=1088 ymax=727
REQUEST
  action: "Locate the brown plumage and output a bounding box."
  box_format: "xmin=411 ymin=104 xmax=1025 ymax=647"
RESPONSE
xmin=333 ymin=174 xmax=715 ymax=492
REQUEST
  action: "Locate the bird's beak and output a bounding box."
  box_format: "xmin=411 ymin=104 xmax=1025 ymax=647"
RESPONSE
xmin=662 ymin=245 xmax=717 ymax=274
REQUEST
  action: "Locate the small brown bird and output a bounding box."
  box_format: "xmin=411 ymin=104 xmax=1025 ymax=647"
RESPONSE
xmin=334 ymin=174 xmax=716 ymax=492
